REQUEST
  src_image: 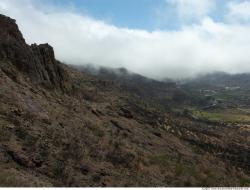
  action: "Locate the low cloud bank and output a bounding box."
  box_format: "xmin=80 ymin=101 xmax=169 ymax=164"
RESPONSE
xmin=1 ymin=0 xmax=250 ymax=79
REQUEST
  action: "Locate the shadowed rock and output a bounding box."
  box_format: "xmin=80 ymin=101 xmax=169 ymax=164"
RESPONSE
xmin=0 ymin=14 xmax=68 ymax=90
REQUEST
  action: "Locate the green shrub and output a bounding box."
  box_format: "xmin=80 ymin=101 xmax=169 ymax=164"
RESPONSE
xmin=0 ymin=126 xmax=11 ymax=142
xmin=240 ymin=178 xmax=250 ymax=187
xmin=149 ymin=154 xmax=169 ymax=168
xmin=175 ymin=164 xmax=185 ymax=176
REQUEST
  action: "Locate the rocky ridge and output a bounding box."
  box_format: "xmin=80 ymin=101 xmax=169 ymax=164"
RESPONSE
xmin=0 ymin=14 xmax=69 ymax=90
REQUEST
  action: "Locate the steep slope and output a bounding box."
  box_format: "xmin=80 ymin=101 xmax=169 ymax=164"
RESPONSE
xmin=75 ymin=65 xmax=210 ymax=109
xmin=0 ymin=15 xmax=249 ymax=187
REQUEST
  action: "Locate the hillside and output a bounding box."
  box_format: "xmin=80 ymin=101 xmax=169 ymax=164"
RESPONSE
xmin=0 ymin=14 xmax=250 ymax=187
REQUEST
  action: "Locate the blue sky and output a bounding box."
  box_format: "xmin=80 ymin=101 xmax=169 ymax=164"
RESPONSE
xmin=40 ymin=0 xmax=242 ymax=30
xmin=1 ymin=0 xmax=250 ymax=79
xmin=43 ymin=0 xmax=166 ymax=30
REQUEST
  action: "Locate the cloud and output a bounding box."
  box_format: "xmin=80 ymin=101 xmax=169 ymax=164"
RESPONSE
xmin=164 ymin=0 xmax=215 ymax=23
xmin=0 ymin=0 xmax=250 ymax=80
xmin=226 ymin=1 xmax=250 ymax=23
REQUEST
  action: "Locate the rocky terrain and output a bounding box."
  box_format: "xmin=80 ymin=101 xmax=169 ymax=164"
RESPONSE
xmin=0 ymin=14 xmax=249 ymax=187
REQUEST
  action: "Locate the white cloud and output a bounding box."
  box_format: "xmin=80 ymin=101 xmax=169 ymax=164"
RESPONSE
xmin=227 ymin=1 xmax=250 ymax=23
xmin=165 ymin=0 xmax=215 ymax=22
xmin=0 ymin=0 xmax=250 ymax=79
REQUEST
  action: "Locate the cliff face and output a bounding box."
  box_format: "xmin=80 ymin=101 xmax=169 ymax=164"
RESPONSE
xmin=0 ymin=14 xmax=67 ymax=90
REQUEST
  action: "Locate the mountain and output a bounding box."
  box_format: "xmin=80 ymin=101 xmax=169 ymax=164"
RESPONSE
xmin=75 ymin=65 xmax=214 ymax=109
xmin=180 ymin=72 xmax=250 ymax=108
xmin=181 ymin=72 xmax=250 ymax=90
xmin=0 ymin=14 xmax=249 ymax=187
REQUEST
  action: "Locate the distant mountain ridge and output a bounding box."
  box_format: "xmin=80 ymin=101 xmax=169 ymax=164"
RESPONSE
xmin=182 ymin=72 xmax=250 ymax=89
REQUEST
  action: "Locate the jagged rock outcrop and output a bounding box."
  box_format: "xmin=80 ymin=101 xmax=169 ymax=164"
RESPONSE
xmin=0 ymin=14 xmax=68 ymax=90
xmin=30 ymin=43 xmax=68 ymax=89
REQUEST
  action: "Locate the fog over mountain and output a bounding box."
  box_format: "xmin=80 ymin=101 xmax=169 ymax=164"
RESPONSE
xmin=1 ymin=0 xmax=250 ymax=79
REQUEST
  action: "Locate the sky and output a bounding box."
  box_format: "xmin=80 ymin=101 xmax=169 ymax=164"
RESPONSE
xmin=0 ymin=0 xmax=250 ymax=79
